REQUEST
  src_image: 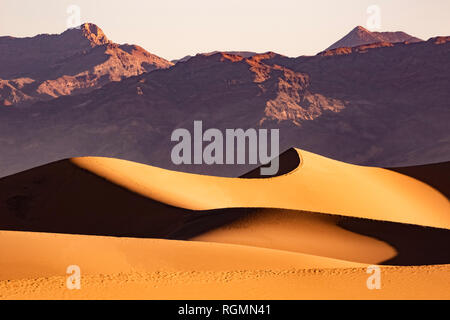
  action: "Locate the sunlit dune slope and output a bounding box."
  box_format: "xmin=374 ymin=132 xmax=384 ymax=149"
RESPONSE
xmin=0 ymin=148 xmax=448 ymax=236
xmin=0 ymin=230 xmax=362 ymax=281
xmin=388 ymin=161 xmax=450 ymax=199
xmin=70 ymin=148 xmax=450 ymax=229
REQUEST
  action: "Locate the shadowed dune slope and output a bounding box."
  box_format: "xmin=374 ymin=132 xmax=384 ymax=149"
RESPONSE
xmin=239 ymin=148 xmax=301 ymax=178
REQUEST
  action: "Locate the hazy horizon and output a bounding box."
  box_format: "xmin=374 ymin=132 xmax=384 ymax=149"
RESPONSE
xmin=1 ymin=0 xmax=449 ymax=60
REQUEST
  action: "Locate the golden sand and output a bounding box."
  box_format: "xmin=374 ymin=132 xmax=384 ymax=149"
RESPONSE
xmin=0 ymin=148 xmax=448 ymax=299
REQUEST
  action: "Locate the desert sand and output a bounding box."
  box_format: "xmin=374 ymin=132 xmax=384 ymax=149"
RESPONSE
xmin=0 ymin=230 xmax=449 ymax=300
xmin=0 ymin=148 xmax=449 ymax=299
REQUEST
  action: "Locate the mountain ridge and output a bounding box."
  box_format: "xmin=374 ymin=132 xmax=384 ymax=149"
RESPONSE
xmin=0 ymin=23 xmax=173 ymax=106
xmin=326 ymin=25 xmax=422 ymax=51
xmin=0 ymin=35 xmax=448 ymax=178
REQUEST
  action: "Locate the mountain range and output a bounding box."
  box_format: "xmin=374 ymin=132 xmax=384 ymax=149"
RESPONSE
xmin=326 ymin=25 xmax=423 ymax=50
xmin=0 ymin=24 xmax=449 ymax=178
xmin=0 ymin=23 xmax=172 ymax=106
xmin=172 ymin=51 xmax=258 ymax=64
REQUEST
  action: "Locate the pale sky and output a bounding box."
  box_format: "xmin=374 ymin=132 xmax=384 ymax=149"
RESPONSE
xmin=1 ymin=0 xmax=449 ymax=60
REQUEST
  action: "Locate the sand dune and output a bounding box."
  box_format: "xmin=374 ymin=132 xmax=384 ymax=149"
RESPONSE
xmin=388 ymin=161 xmax=450 ymax=199
xmin=193 ymin=208 xmax=450 ymax=266
xmin=0 ymin=230 xmax=448 ymax=300
xmin=0 ymin=230 xmax=363 ymax=281
xmin=66 ymin=148 xmax=450 ymax=229
xmin=0 ymin=148 xmax=449 ymax=299
xmin=1 ymin=148 xmax=449 ymax=264
xmin=193 ymin=209 xmax=397 ymax=264
xmin=1 ymin=148 xmax=447 ymax=231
